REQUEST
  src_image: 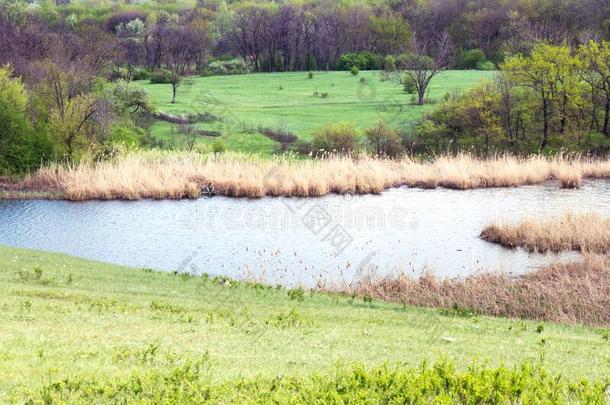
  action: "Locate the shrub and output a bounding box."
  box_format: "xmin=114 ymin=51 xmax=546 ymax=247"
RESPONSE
xmin=308 ymin=71 xmax=314 ymax=79
xmin=456 ymin=48 xmax=486 ymax=69
xmin=131 ymin=67 xmax=150 ymax=81
xmin=476 ymin=60 xmax=496 ymax=70
xmin=211 ymin=139 xmax=227 ymax=153
xmin=104 ymin=11 xmax=147 ymax=32
xmin=350 ymin=66 xmax=359 ymax=76
xmin=365 ymin=122 xmax=403 ymax=158
xmin=394 ymin=52 xmax=416 ymax=68
xmin=384 ymin=55 xmax=396 ymax=72
xmin=206 ymin=59 xmax=250 ymax=76
xmin=107 ymin=80 xmax=151 ymax=116
xmin=149 ymin=69 xmax=173 ymax=84
xmin=338 ymin=52 xmax=382 ymax=70
xmin=258 ymin=126 xmax=298 ymax=151
xmin=312 ymin=123 xmax=358 ymax=155
xmin=402 ymin=75 xmax=417 ymax=94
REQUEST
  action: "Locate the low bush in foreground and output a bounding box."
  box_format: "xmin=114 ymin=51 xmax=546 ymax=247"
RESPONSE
xmin=30 ymin=359 xmax=608 ymax=404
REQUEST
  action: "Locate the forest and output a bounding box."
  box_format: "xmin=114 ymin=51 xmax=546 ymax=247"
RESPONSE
xmin=1 ymin=0 xmax=610 ymax=174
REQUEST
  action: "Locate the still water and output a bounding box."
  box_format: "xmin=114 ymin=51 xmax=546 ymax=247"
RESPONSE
xmin=1 ymin=180 xmax=608 ymax=287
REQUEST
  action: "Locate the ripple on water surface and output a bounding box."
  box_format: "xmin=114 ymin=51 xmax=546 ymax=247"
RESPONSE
xmin=0 ymin=180 xmax=608 ymax=287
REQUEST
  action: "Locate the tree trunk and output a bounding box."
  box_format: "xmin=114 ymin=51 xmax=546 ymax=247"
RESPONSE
xmin=171 ymin=82 xmax=177 ymax=104
xmin=604 ymin=97 xmax=610 ymax=138
xmin=417 ymin=86 xmax=425 ymax=106
xmin=541 ymin=96 xmax=549 ymax=149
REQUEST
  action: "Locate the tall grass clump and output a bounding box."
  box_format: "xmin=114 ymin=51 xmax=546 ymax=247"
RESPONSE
xmin=481 ymin=212 xmax=610 ymax=254
xmin=333 ymin=256 xmax=610 ymax=326
xmin=8 ymin=152 xmax=610 ymax=200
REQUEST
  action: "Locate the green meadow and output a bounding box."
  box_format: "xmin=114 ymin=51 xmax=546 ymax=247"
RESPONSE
xmin=0 ymin=245 xmax=608 ymax=402
xmin=141 ymin=70 xmax=495 ymax=154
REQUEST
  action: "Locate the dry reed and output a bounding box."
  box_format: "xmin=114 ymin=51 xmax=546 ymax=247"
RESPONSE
xmin=481 ymin=213 xmax=610 ymax=254
xmin=332 ymin=256 xmax=610 ymax=326
xmin=5 ymin=152 xmax=610 ymax=200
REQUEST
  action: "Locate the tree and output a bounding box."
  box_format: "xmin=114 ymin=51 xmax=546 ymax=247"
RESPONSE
xmin=48 ymin=93 xmax=99 ymax=160
xmin=0 ymin=65 xmax=51 ymax=173
xmin=502 ymin=43 xmax=580 ymax=148
xmin=161 ymin=24 xmax=208 ymax=103
xmin=579 ymin=40 xmax=610 ymax=138
xmin=368 ymin=14 xmax=411 ymax=56
xmin=393 ymin=32 xmax=451 ymax=105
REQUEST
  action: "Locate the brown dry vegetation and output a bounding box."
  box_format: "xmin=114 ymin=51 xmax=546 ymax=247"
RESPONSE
xmin=334 ymin=256 xmax=610 ymax=326
xmin=4 ymin=152 xmax=610 ymax=200
xmin=481 ymin=213 xmax=610 ymax=254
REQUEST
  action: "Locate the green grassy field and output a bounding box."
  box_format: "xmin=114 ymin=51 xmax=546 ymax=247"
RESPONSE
xmin=140 ymin=70 xmax=495 ymax=154
xmin=0 ymin=245 xmax=608 ymax=402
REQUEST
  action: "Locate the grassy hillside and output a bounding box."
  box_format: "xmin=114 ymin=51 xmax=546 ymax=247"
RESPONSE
xmin=141 ymin=70 xmax=495 ymax=153
xmin=0 ymin=245 xmax=608 ymax=402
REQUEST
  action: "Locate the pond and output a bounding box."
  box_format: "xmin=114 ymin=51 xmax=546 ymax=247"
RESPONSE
xmin=1 ymin=180 xmax=608 ymax=287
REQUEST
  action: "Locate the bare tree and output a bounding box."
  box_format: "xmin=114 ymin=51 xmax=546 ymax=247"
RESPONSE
xmin=393 ymin=31 xmax=451 ymax=105
xmin=161 ymin=24 xmax=208 ymax=104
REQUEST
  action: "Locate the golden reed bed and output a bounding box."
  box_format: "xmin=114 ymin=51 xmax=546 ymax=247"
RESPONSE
xmin=333 ymin=256 xmax=609 ymax=326
xmin=5 ymin=152 xmax=610 ymax=200
xmin=330 ymin=214 xmax=610 ymax=326
xmin=481 ymin=213 xmax=610 ymax=254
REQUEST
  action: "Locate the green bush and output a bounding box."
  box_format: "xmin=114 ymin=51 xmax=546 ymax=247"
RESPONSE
xmin=383 ymin=55 xmax=396 ymax=72
xmin=131 ymin=67 xmax=151 ymax=81
xmin=365 ymin=122 xmax=403 ymax=158
xmin=308 ymin=71 xmax=314 ymax=79
xmin=457 ymin=48 xmax=488 ymax=70
xmin=312 ymin=123 xmax=358 ymax=155
xmin=402 ymin=75 xmax=417 ymax=94
xmin=206 ymin=59 xmax=250 ymax=76
xmin=95 ymin=124 xmax=145 ymax=160
xmin=350 ymin=66 xmax=360 ymax=76
xmin=211 ymin=139 xmax=227 ymax=153
xmin=476 ymin=60 xmax=496 ymax=70
xmin=338 ymin=52 xmax=382 ymax=70
xmin=149 ymin=69 xmax=174 ymax=84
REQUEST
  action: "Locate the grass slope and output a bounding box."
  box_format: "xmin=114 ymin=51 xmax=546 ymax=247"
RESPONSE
xmin=141 ymin=70 xmax=495 ymax=153
xmin=0 ymin=245 xmax=608 ymax=401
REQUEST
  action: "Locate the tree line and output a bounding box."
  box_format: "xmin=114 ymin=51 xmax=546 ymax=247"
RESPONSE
xmin=2 ymin=0 xmax=610 ymax=78
xmin=412 ymin=42 xmax=610 ymax=155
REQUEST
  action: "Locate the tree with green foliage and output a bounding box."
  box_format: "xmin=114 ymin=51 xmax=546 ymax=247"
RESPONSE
xmin=579 ymin=40 xmax=610 ymax=138
xmin=502 ymin=44 xmax=580 ymax=149
xmin=0 ymin=66 xmax=51 ymax=173
xmin=393 ymin=33 xmax=451 ymax=105
xmin=368 ymin=14 xmax=411 ymax=56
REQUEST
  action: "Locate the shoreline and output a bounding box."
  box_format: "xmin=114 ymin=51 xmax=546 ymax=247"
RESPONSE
xmin=1 ymin=152 xmax=609 ymax=201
